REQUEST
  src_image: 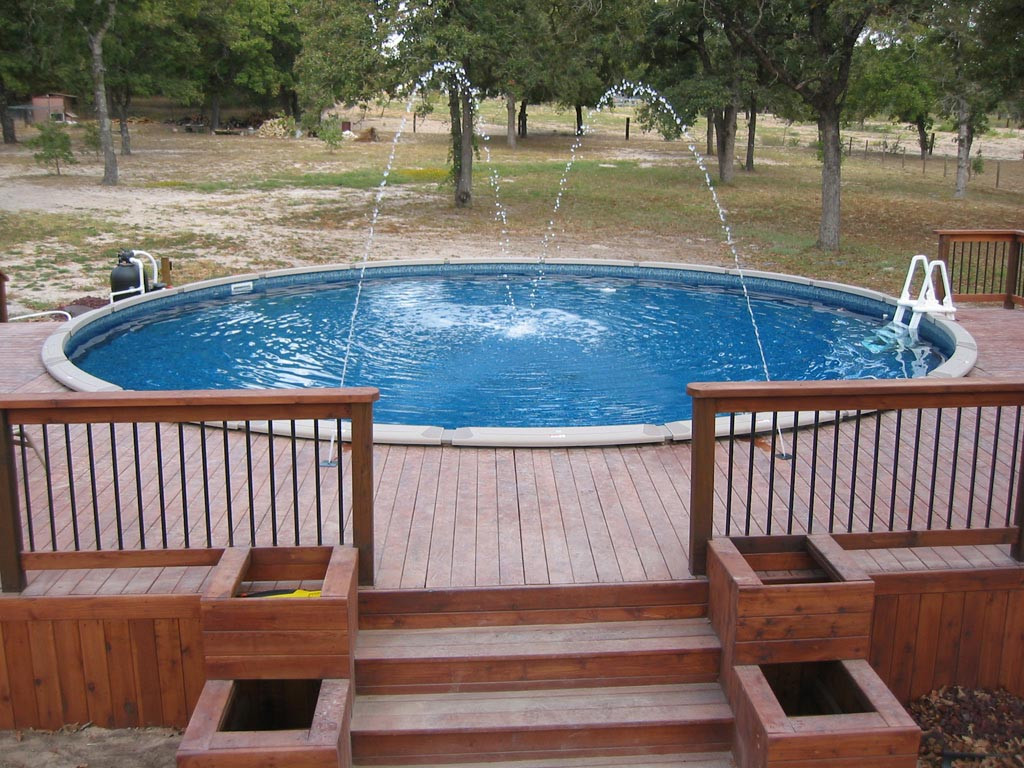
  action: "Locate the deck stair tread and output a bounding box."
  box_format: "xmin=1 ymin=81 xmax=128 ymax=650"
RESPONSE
xmin=354 ymin=618 xmax=720 ymax=692
xmin=350 ymin=683 xmax=734 ymax=764
xmin=353 ymin=751 xmax=737 ymax=768
xmin=352 ymin=683 xmax=732 ymax=730
xmin=356 ymin=618 xmax=717 ymax=658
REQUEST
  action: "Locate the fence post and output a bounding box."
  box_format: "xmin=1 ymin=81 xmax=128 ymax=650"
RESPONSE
xmin=350 ymin=402 xmax=375 ymax=586
xmin=688 ymin=397 xmax=717 ymax=576
xmin=0 ymin=410 xmax=26 ymax=592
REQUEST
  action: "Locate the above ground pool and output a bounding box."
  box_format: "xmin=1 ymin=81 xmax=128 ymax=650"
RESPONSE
xmin=47 ymin=260 xmax=974 ymax=446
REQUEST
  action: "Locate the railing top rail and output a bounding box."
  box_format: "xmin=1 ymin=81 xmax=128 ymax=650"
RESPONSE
xmin=687 ymin=378 xmax=1024 ymax=412
xmin=0 ymin=387 xmax=380 ymax=425
xmin=934 ymin=229 xmax=1024 ymax=241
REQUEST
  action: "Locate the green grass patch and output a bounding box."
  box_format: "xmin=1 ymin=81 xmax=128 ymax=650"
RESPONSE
xmin=146 ymin=167 xmax=450 ymax=193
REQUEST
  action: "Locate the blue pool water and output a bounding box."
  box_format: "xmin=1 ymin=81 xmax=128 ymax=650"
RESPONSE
xmin=68 ymin=269 xmax=947 ymax=428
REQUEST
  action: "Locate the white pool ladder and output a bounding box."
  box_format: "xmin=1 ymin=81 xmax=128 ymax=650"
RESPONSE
xmin=893 ymin=254 xmax=956 ymax=331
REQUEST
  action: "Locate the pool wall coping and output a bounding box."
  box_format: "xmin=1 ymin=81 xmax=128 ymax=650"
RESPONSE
xmin=42 ymin=258 xmax=977 ymax=448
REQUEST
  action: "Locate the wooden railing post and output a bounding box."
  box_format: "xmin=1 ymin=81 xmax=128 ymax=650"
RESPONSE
xmin=1008 ymin=233 xmax=1024 ymax=310
xmin=0 ymin=410 xmax=26 ymax=592
xmin=935 ymin=233 xmax=951 ymax=303
xmin=0 ymin=271 xmax=9 ymax=323
xmin=688 ymin=396 xmax=717 ymax=576
xmin=349 ymin=402 xmax=375 ymax=586
xmin=1013 ymin=409 xmax=1024 ymax=563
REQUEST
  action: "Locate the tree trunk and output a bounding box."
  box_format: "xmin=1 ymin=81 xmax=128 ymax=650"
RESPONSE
xmin=915 ymin=114 xmax=928 ymax=159
xmin=745 ymin=94 xmax=756 ymax=171
xmin=518 ymin=100 xmax=528 ymax=138
xmin=954 ymin=97 xmax=972 ymax=199
xmin=210 ymin=93 xmax=222 ymax=132
xmin=448 ymin=81 xmax=462 ymax=189
xmin=817 ymin=105 xmax=842 ymax=251
xmin=714 ymin=103 xmax=738 ymax=183
xmin=575 ymin=104 xmax=584 ymax=136
xmin=506 ymin=93 xmax=516 ymax=148
xmin=0 ymin=87 xmax=16 ymax=144
xmin=87 ymin=1 xmax=118 ymax=186
xmin=117 ymin=93 xmax=131 ymax=155
xmin=706 ymin=110 xmax=715 ymax=156
xmin=455 ymin=89 xmax=473 ymax=207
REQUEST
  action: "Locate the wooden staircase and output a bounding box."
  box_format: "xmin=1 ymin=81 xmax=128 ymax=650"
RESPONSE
xmin=349 ymin=583 xmax=735 ymax=767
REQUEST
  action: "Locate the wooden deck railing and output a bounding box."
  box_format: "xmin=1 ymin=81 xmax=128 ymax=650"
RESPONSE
xmin=0 ymin=388 xmax=379 ymax=591
xmin=936 ymin=229 xmax=1024 ymax=308
xmin=688 ymin=378 xmax=1024 ymax=574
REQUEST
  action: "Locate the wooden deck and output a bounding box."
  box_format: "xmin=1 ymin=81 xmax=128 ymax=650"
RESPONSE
xmin=3 ymin=306 xmax=1024 ymax=592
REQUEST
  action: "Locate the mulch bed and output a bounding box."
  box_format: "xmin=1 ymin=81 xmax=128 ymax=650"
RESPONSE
xmin=910 ymin=686 xmax=1024 ymax=767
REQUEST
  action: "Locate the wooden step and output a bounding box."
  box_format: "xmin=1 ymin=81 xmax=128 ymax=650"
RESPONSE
xmin=350 ymin=683 xmax=733 ymax=765
xmin=355 ymin=619 xmax=721 ymax=693
xmin=355 ymin=751 xmax=737 ymax=768
xmin=358 ymin=582 xmax=709 ymax=629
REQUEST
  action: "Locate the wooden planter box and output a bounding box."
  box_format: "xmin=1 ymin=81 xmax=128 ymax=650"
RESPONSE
xmin=200 ymin=546 xmax=357 ymax=680
xmin=709 ymin=535 xmax=875 ymax=670
xmin=732 ymin=659 xmax=920 ymax=768
xmin=177 ymin=677 xmax=352 ymax=768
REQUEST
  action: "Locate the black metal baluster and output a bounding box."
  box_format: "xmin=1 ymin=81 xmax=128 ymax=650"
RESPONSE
xmin=41 ymin=426 xmax=57 ymax=550
xmin=828 ymin=411 xmax=841 ymax=532
xmin=985 ymin=407 xmax=1003 ymax=527
xmin=1005 ymin=407 xmax=1023 ymax=527
xmin=745 ymin=413 xmax=756 ymax=536
xmin=86 ymin=425 xmax=100 ymax=549
xmin=868 ymin=412 xmax=882 ymax=532
xmin=847 ymin=411 xmax=863 ymax=531
xmin=245 ymin=422 xmax=256 ymax=546
xmin=177 ymin=423 xmax=190 ymax=548
xmin=888 ymin=411 xmax=903 ymax=530
xmin=945 ymin=408 xmax=964 ymax=529
xmin=965 ymin=407 xmax=983 ymax=527
xmin=908 ymin=410 xmax=924 ymax=530
xmin=132 ymin=424 xmax=145 ymax=549
xmin=767 ymin=414 xmax=779 ymax=535
xmin=154 ymin=424 xmax=168 ymax=548
xmin=807 ymin=412 xmax=821 ymax=533
xmin=291 ymin=421 xmax=300 ymax=545
xmin=268 ymin=422 xmax=278 ymax=546
xmin=17 ymin=431 xmax=34 ymax=551
xmin=222 ymin=423 xmax=234 ymax=547
xmin=109 ymin=424 xmax=124 ymax=549
xmin=63 ymin=425 xmax=80 ymax=550
xmin=786 ymin=412 xmax=799 ymax=534
xmin=336 ymin=418 xmax=344 ymax=544
xmin=725 ymin=413 xmax=736 ymax=535
xmin=926 ymin=409 xmax=943 ymax=529
xmin=199 ymin=422 xmax=212 ymax=547
xmin=313 ymin=420 xmax=323 ymax=546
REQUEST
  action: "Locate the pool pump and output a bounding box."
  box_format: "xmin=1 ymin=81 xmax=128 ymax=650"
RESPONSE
xmin=110 ymin=249 xmax=167 ymax=302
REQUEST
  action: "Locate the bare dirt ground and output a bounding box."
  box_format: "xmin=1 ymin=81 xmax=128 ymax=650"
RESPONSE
xmin=0 ymin=725 xmax=180 ymax=768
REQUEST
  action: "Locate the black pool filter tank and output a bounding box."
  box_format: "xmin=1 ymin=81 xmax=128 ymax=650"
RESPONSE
xmin=109 ymin=249 xmax=150 ymax=301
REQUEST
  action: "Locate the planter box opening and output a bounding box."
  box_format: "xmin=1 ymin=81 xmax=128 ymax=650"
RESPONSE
xmin=761 ymin=660 xmax=871 ymax=717
xmin=222 ymin=679 xmax=322 ymax=732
